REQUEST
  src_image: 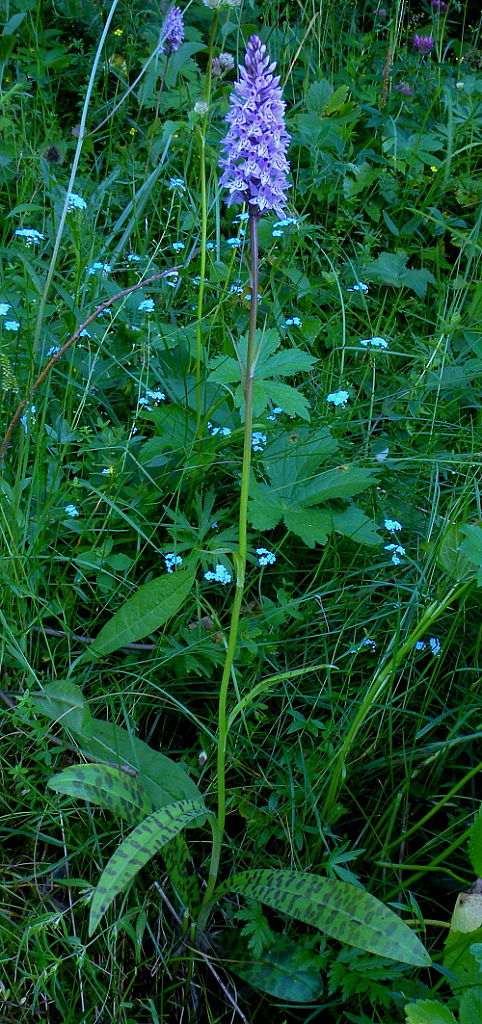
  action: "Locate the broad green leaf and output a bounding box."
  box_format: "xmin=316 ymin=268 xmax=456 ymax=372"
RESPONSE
xmin=89 ymin=564 xmax=196 ymax=656
xmin=225 ymin=931 xmax=323 ymax=1003
xmin=31 ymin=681 xmax=92 ymax=733
xmin=460 ymin=987 xmax=482 ymax=1024
xmin=283 ymin=507 xmax=332 ymax=547
xmin=220 ymin=870 xmax=430 ymax=967
xmin=78 ymin=718 xmax=203 ymax=809
xmin=209 ymin=330 xmax=317 ymax=419
xmin=364 ymin=251 xmax=436 ymax=298
xmin=405 ymin=1000 xmax=457 ymax=1024
xmin=48 ymin=764 xmax=153 ymax=823
xmin=444 ymin=891 xmax=482 ymax=991
xmin=89 ymin=799 xmax=210 ymax=934
xmin=247 ymin=427 xmax=377 ymax=548
xmin=460 ymin=524 xmax=482 ymax=585
xmin=332 ymin=505 xmax=382 ymax=546
xmin=469 ymin=807 xmax=482 ymax=875
xmin=437 ymin=524 xmax=475 ymax=581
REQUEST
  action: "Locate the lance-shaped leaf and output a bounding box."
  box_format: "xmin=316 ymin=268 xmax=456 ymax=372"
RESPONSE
xmin=88 ymin=563 xmax=196 ymax=657
xmin=32 ymin=682 xmax=202 ymax=810
xmin=48 ymin=764 xmax=153 ymax=823
xmin=220 ymin=869 xmax=430 ymax=967
xmin=89 ymin=798 xmax=210 ymax=935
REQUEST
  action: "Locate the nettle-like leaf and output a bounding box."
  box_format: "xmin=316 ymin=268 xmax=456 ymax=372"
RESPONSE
xmin=208 ymin=328 xmax=317 ymax=420
xmin=48 ymin=763 xmax=153 ymax=823
xmin=363 ymin=251 xmax=436 ymax=298
xmin=88 ymin=562 xmax=197 ymax=657
xmin=89 ymin=799 xmax=211 ymax=934
xmin=404 ymin=1000 xmax=457 ymax=1024
xmin=220 ymin=869 xmax=430 ymax=967
xmin=248 ymin=427 xmax=380 ymax=547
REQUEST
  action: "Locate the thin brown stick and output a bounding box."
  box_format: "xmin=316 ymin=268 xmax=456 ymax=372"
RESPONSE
xmin=31 ymin=624 xmax=156 ymax=650
xmin=0 ymin=269 xmax=180 ymax=461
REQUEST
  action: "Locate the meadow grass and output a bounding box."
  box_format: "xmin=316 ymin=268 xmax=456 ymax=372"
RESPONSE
xmin=1 ymin=0 xmax=482 ymax=1021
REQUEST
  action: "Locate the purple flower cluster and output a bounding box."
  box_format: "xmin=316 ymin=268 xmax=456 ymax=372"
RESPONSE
xmin=413 ymin=34 xmax=434 ymax=54
xmin=219 ymin=35 xmax=290 ymax=216
xmin=159 ymin=6 xmax=184 ymax=56
xmin=431 ymin=0 xmax=448 ymax=10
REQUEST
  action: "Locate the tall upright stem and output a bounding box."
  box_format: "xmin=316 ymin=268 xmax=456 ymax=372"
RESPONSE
xmin=199 ymin=212 xmax=259 ymax=919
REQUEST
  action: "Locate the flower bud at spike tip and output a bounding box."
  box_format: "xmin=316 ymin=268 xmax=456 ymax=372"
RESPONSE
xmin=219 ymin=35 xmax=291 ymax=217
xmin=159 ymin=6 xmax=184 ymax=56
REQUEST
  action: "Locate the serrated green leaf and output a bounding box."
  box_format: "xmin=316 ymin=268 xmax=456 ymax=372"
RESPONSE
xmin=89 ymin=799 xmax=209 ymax=934
xmin=89 ymin=564 xmax=196 ymax=657
xmin=469 ymin=807 xmax=482 ymax=875
xmin=283 ymin=507 xmax=332 ymax=546
xmin=225 ymin=931 xmax=323 ymax=1003
xmin=301 ymin=465 xmax=376 ymax=504
xmin=266 ymin=380 xmax=311 ymax=420
xmin=31 ymin=681 xmax=91 ymax=733
xmin=405 ymin=1000 xmax=457 ymax=1024
xmin=332 ymin=505 xmax=383 ymax=546
xmin=460 ymin=987 xmax=482 ymax=1024
xmin=48 ymin=764 xmax=153 ymax=823
xmin=220 ymin=869 xmax=430 ymax=966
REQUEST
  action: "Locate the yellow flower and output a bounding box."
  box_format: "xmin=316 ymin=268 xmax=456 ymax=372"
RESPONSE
xmin=114 ymin=28 xmax=123 ymax=36
xmin=430 ymin=165 xmax=438 ymax=173
xmin=129 ymin=127 xmax=137 ymax=135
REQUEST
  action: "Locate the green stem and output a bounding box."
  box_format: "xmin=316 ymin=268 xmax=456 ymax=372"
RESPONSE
xmin=199 ymin=211 xmax=259 ymax=917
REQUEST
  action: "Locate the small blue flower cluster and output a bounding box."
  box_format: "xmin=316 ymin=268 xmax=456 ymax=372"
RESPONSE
xmin=385 ymin=543 xmax=406 ymax=565
xmin=204 ymin=563 xmax=232 ymax=584
xmin=164 ymin=552 xmax=183 ymax=573
xmin=327 ymin=390 xmax=350 ymax=406
xmin=360 ymin=336 xmax=389 ymax=349
xmin=282 ymin=316 xmax=302 ymax=327
xmin=88 ymin=261 xmax=111 ymax=275
xmin=256 ymin=547 xmax=276 ymax=566
xmin=416 ymin=637 xmax=441 ymax=656
xmin=347 ymin=281 xmax=369 ymax=293
xmin=138 ymin=299 xmax=155 ymax=312
xmin=4 ymin=320 xmax=19 ymax=331
xmin=267 ymin=406 xmax=282 ymax=421
xmin=384 ymin=518 xmax=402 ymax=532
xmin=15 ymin=228 xmax=45 ymax=244
xmin=172 ymin=241 xmax=185 ymax=252
xmin=65 ymin=504 xmax=79 ymax=517
xmin=272 ymin=217 xmax=298 ymax=237
xmin=0 ymin=303 xmax=11 ymax=316
xmin=349 ymin=637 xmax=377 ymax=654
xmin=168 ymin=178 xmax=186 ymax=191
xmin=67 ymin=192 xmax=87 ymax=211
xmin=252 ymin=432 xmax=267 ymax=451
xmin=139 ymin=388 xmax=166 ymax=409
xmin=208 ymin=422 xmax=232 ymax=437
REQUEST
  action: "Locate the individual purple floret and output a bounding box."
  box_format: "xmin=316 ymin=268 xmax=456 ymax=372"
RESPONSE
xmin=395 ymin=81 xmax=414 ymax=96
xmin=413 ymin=34 xmax=434 ymax=54
xmin=159 ymin=6 xmax=184 ymax=56
xmin=219 ymin=35 xmax=291 ymax=216
xmin=431 ymin=0 xmax=447 ymax=10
